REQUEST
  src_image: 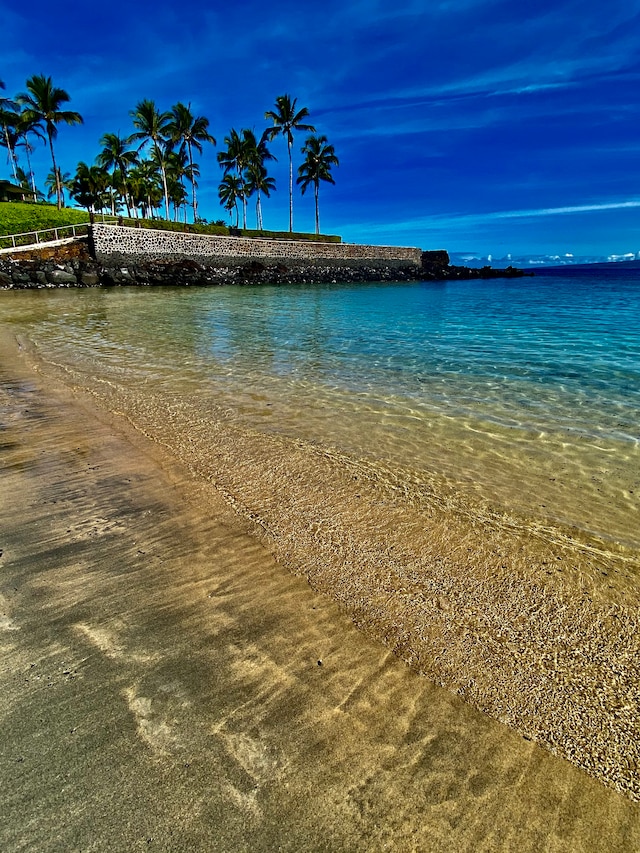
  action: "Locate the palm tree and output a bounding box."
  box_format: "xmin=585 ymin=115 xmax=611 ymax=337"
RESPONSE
xmin=16 ymin=109 xmax=45 ymax=200
xmin=15 ymin=165 xmax=42 ymax=200
xmin=297 ymin=135 xmax=339 ymax=235
xmin=128 ymin=159 xmax=162 ymax=219
xmin=126 ymin=165 xmax=148 ymax=219
xmin=98 ymin=132 xmax=137 ymax=216
xmin=167 ymin=102 xmax=215 ymax=223
xmin=110 ymin=168 xmax=129 ymax=214
xmin=45 ymin=168 xmax=72 ymax=206
xmin=218 ymin=173 xmax=243 ymax=227
xmin=0 ymin=112 xmax=19 ymax=183
xmin=217 ymin=128 xmax=251 ymax=228
xmin=239 ymin=129 xmax=276 ymax=230
xmin=264 ymin=94 xmax=315 ymax=232
xmin=165 ymin=148 xmax=198 ymax=222
xmin=245 ymin=163 xmax=275 ymax=230
xmin=129 ymin=99 xmax=171 ymax=219
xmin=70 ymin=161 xmax=110 ymax=215
xmin=16 ymin=75 xmax=83 ymax=209
xmin=0 ymin=82 xmax=20 ymax=182
xmin=166 ymin=174 xmax=188 ymax=222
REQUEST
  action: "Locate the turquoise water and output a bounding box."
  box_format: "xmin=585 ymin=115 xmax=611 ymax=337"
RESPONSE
xmin=2 ymin=267 xmax=639 ymax=549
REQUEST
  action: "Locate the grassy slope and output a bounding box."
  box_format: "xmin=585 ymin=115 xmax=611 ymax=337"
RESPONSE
xmin=0 ymin=202 xmax=341 ymax=244
xmin=0 ymin=203 xmax=89 ymax=236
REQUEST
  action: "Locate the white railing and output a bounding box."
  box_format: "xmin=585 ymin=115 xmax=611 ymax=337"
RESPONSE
xmin=0 ymin=222 xmax=93 ymax=250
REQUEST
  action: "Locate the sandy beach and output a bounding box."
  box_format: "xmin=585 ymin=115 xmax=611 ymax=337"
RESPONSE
xmin=1 ymin=330 xmax=639 ymax=851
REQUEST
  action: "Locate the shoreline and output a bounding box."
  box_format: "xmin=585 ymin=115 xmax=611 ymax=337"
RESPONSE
xmin=4 ymin=325 xmax=640 ymax=803
xmin=72 ymin=360 xmax=640 ymax=800
xmin=2 ymin=330 xmax=639 ymax=850
xmin=0 ymin=237 xmax=528 ymax=289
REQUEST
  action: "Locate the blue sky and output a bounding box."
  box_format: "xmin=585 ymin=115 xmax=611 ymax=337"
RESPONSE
xmin=2 ymin=0 xmax=640 ymax=258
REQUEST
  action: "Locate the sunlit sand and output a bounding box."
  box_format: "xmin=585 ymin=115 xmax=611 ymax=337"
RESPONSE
xmin=1 ymin=328 xmax=639 ymax=851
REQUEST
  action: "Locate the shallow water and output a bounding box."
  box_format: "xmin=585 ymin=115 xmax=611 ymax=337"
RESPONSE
xmin=3 ymin=353 xmax=638 ymax=852
xmin=2 ymin=272 xmax=640 ymax=798
xmin=2 ymin=271 xmax=639 ymax=551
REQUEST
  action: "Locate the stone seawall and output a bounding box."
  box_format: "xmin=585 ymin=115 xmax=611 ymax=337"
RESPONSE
xmin=90 ymin=224 xmax=422 ymax=270
xmin=0 ymin=238 xmax=429 ymax=289
xmin=0 ymin=229 xmax=526 ymax=289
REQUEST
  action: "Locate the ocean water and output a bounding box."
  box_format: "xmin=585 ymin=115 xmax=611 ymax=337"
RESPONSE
xmin=5 ymin=267 xmax=640 ymax=800
xmin=2 ymin=267 xmax=639 ymax=551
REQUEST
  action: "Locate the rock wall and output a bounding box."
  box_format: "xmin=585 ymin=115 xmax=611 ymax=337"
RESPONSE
xmin=90 ymin=224 xmax=422 ymax=269
xmin=0 ymin=254 xmax=425 ymax=289
xmin=0 ymin=234 xmax=526 ymax=290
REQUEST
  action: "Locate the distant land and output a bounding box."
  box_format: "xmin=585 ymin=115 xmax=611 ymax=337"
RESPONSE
xmin=451 ymin=251 xmax=640 ymax=269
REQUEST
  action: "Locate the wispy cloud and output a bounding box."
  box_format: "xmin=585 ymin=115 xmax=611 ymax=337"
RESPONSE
xmin=467 ymin=200 xmax=640 ymax=221
xmin=351 ymin=200 xmax=640 ymax=235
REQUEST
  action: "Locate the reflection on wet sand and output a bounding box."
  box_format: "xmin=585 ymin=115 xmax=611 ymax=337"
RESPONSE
xmin=1 ymin=334 xmax=639 ymax=851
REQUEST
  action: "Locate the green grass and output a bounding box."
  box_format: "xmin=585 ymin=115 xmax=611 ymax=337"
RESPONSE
xmin=238 ymin=227 xmax=341 ymax=243
xmin=119 ymin=218 xmax=341 ymax=243
xmin=127 ymin=218 xmax=229 ymax=237
xmin=0 ymin=202 xmax=341 ymax=248
xmin=0 ymin=202 xmax=89 ymax=236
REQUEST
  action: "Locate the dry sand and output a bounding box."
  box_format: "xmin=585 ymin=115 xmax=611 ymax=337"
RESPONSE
xmin=1 ymin=333 xmax=639 ymax=851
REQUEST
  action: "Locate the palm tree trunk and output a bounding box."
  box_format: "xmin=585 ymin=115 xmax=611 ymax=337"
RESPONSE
xmin=288 ymin=139 xmax=293 ymax=232
xmin=24 ymin=140 xmax=37 ymax=200
xmin=117 ymin=167 xmax=133 ymax=218
xmin=314 ymin=182 xmax=320 ymax=234
xmin=123 ymin=172 xmax=132 ymax=218
xmin=3 ymin=123 xmax=18 ymax=182
xmin=47 ymin=131 xmax=62 ymax=210
xmin=235 ymin=167 xmax=247 ymax=229
xmin=153 ymin=140 xmax=170 ymax=220
xmin=161 ymin=165 xmax=170 ymax=219
xmin=188 ymin=141 xmax=198 ymax=223
xmin=256 ymin=190 xmax=263 ymax=230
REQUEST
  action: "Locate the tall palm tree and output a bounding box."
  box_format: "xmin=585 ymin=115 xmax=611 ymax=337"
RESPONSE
xmin=129 ymin=99 xmax=171 ymax=219
xmin=167 ymin=102 xmax=215 ymax=223
xmin=16 ymin=109 xmax=45 ymax=199
xmin=16 ymin=75 xmax=83 ymax=209
xmin=264 ymin=94 xmax=315 ymax=232
xmin=217 ymin=128 xmax=251 ymax=227
xmin=296 ymin=135 xmax=339 ymax=235
xmin=240 ymin=128 xmax=276 ymax=230
xmin=218 ymin=173 xmax=243 ymax=227
xmin=98 ymin=132 xmax=137 ymax=217
xmin=0 ymin=113 xmax=19 ymax=183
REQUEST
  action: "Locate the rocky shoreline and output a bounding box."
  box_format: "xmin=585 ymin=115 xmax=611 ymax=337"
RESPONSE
xmin=0 ymin=241 xmax=528 ymax=289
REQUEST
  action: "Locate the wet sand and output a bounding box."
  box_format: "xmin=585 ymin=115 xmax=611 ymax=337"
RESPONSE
xmin=1 ymin=334 xmax=639 ymax=851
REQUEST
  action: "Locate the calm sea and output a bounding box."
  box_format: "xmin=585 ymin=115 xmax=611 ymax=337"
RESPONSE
xmin=2 ymin=265 xmax=639 ymax=551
